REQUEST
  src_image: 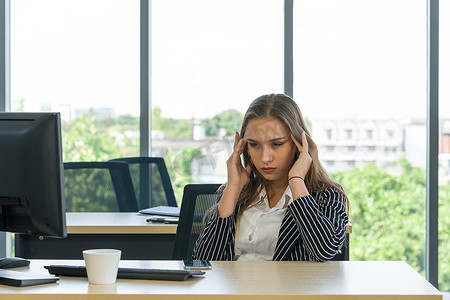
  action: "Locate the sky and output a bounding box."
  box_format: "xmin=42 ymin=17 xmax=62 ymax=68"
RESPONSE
xmin=10 ymin=0 xmax=450 ymax=121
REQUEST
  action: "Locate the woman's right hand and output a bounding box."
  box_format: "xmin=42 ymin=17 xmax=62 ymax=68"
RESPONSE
xmin=226 ymin=132 xmax=251 ymax=190
xmin=219 ymin=132 xmax=251 ymax=217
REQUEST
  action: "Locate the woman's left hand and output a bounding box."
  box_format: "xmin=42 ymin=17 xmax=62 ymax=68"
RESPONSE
xmin=289 ymin=131 xmax=312 ymax=180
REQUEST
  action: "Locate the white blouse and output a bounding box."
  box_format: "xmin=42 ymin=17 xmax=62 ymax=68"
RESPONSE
xmin=234 ymin=186 xmax=294 ymax=261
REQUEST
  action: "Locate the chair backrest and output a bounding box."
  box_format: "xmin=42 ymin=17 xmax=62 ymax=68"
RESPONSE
xmin=172 ymin=183 xmax=221 ymax=260
xmin=109 ymin=157 xmax=176 ymax=209
xmin=64 ymin=161 xmax=138 ymax=212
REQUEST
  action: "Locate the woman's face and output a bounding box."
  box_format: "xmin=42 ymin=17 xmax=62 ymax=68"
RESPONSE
xmin=244 ymin=117 xmax=297 ymax=184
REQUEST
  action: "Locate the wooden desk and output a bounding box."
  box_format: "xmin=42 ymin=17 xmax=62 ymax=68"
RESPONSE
xmin=15 ymin=213 xmax=352 ymax=260
xmin=65 ymin=212 xmax=177 ymax=234
xmin=0 ymin=260 xmax=441 ymax=299
xmin=15 ymin=213 xmax=178 ymax=260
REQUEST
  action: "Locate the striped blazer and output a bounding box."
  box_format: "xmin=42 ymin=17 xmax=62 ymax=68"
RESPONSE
xmin=192 ymin=186 xmax=348 ymax=261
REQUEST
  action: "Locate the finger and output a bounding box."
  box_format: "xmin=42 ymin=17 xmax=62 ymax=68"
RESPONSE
xmin=290 ymin=134 xmax=302 ymax=151
xmin=238 ymin=138 xmax=247 ymax=155
xmin=301 ymin=131 xmax=309 ymax=153
xmin=232 ymin=138 xmax=246 ymax=162
xmin=233 ymin=131 xmax=240 ymax=149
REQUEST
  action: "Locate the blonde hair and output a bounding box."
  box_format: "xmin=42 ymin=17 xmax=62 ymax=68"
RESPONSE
xmin=235 ymin=93 xmax=348 ymax=216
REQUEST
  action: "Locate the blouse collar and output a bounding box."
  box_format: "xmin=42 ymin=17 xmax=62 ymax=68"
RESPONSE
xmin=258 ymin=185 xmax=294 ymax=210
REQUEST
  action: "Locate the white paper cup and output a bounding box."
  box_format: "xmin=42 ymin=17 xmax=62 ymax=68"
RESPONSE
xmin=83 ymin=249 xmax=121 ymax=285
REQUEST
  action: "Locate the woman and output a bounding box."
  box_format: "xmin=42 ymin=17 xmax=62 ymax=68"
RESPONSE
xmin=193 ymin=93 xmax=348 ymax=261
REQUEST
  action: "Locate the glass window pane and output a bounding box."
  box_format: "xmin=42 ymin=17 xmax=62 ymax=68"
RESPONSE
xmin=439 ymin=0 xmax=450 ymax=292
xmin=151 ymin=0 xmax=284 ymax=202
xmin=11 ymin=0 xmax=140 ymax=162
xmin=294 ymin=0 xmax=427 ymax=277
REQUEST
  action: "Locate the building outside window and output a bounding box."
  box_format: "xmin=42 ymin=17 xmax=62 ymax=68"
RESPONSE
xmin=366 ymin=129 xmax=373 ymax=140
xmin=344 ymin=129 xmax=353 ymax=140
xmin=326 ymin=129 xmax=333 ymax=140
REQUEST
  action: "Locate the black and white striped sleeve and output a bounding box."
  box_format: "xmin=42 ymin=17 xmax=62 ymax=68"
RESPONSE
xmin=192 ymin=206 xmax=236 ymax=261
xmin=287 ymin=186 xmax=348 ymax=261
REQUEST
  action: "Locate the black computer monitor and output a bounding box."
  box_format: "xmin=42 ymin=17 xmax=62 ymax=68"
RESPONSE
xmin=0 ymin=112 xmax=66 ymax=239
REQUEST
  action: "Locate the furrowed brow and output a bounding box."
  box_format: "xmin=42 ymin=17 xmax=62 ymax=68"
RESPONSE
xmin=269 ymin=136 xmax=287 ymax=142
xmin=246 ymin=138 xmax=259 ymax=143
xmin=246 ymin=136 xmax=287 ymax=143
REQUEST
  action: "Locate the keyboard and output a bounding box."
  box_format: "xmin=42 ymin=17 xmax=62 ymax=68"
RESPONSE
xmin=44 ymin=265 xmax=204 ymax=281
xmin=139 ymin=205 xmax=180 ymax=217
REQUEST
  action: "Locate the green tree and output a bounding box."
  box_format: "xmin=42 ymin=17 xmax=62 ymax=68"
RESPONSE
xmin=64 ymin=168 xmax=120 ymax=212
xmin=153 ymin=106 xmax=191 ymax=138
xmin=333 ymin=158 xmax=450 ymax=290
xmin=13 ymin=98 xmax=25 ymax=112
xmin=152 ymin=107 xmax=171 ymax=131
xmin=100 ymin=114 xmax=140 ymax=157
xmin=333 ymin=158 xmax=426 ymax=274
xmin=165 ymin=147 xmax=202 ymax=205
xmin=201 ymin=109 xmax=243 ymax=136
xmin=62 ymin=110 xmax=140 ymax=162
xmin=62 ymin=109 xmax=122 ymax=162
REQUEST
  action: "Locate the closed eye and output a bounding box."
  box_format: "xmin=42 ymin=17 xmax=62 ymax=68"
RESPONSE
xmin=248 ymin=142 xmax=259 ymax=148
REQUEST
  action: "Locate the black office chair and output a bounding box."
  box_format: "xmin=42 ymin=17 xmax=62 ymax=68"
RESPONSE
xmin=109 ymin=157 xmax=176 ymax=209
xmin=64 ymin=161 xmax=138 ymax=212
xmin=332 ymin=232 xmax=350 ymax=261
xmin=172 ymin=183 xmax=221 ymax=260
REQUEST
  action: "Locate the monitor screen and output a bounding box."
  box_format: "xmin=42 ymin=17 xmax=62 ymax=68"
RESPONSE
xmin=0 ymin=112 xmax=66 ymax=238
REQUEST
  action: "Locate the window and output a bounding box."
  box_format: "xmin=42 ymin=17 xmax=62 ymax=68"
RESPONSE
xmin=151 ymin=0 xmax=283 ymax=200
xmin=346 ymin=160 xmax=356 ymax=167
xmin=439 ymin=0 xmax=450 ymax=291
xmin=293 ymin=0 xmax=427 ymax=282
xmin=326 ymin=129 xmax=333 ymax=140
xmin=386 ymin=130 xmax=395 ymax=139
xmin=385 ymin=147 xmax=397 ymax=154
xmin=11 ymin=0 xmax=141 ymax=162
xmin=345 ymin=129 xmax=353 ymax=140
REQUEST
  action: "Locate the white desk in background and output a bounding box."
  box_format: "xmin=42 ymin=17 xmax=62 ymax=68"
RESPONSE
xmin=0 ymin=260 xmax=442 ymax=299
xmin=65 ymin=212 xmax=177 ymax=234
xmin=15 ymin=213 xmax=177 ymax=260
